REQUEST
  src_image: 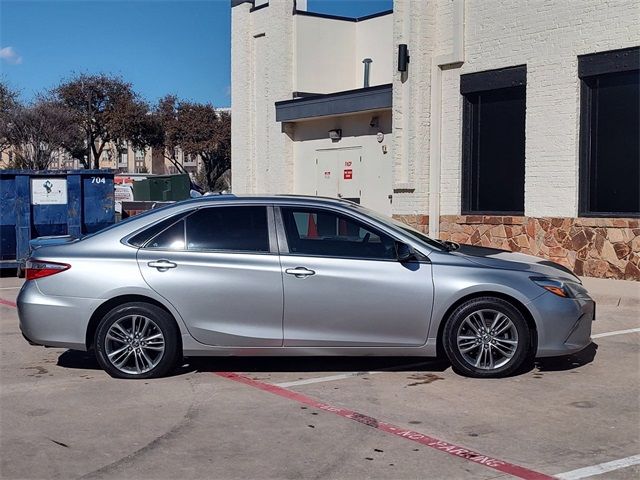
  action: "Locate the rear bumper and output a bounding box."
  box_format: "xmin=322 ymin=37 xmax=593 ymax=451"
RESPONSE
xmin=531 ymin=291 xmax=595 ymax=357
xmin=17 ymin=281 xmax=96 ymax=351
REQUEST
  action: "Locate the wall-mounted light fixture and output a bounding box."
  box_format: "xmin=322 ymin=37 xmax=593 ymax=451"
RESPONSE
xmin=398 ymin=44 xmax=410 ymax=72
xmin=328 ymin=129 xmax=342 ymax=141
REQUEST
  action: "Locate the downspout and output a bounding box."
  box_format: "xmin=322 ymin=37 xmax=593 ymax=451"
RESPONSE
xmin=428 ymin=0 xmax=465 ymax=238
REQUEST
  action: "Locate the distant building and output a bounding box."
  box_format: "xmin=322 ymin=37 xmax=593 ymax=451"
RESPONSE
xmin=231 ymin=0 xmax=639 ymax=280
xmin=1 ymin=143 xmax=204 ymax=176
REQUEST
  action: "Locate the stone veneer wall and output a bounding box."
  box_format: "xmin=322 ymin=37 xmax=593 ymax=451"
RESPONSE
xmin=393 ymin=214 xmax=640 ymax=281
xmin=439 ymin=216 xmax=640 ymax=281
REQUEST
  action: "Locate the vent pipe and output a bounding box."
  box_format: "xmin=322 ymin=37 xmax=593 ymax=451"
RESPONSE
xmin=362 ymin=58 xmax=372 ymax=88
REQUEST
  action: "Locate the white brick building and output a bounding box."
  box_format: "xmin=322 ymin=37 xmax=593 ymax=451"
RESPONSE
xmin=231 ymin=0 xmax=640 ymax=280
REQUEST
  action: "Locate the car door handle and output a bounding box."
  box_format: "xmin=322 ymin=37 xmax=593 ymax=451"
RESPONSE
xmin=148 ymin=260 xmax=177 ymax=271
xmin=285 ymin=267 xmax=316 ymax=278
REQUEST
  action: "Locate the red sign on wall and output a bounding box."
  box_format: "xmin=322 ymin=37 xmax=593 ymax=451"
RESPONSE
xmin=343 ymin=169 xmax=353 ymax=180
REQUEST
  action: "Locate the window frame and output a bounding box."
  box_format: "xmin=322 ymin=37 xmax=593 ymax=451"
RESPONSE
xmin=578 ymin=47 xmax=640 ymax=218
xmin=460 ymin=65 xmax=527 ymax=216
xmin=134 ymin=204 xmax=278 ymax=255
xmin=275 ymin=205 xmax=402 ymax=262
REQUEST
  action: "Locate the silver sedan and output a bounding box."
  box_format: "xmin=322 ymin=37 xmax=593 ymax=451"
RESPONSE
xmin=17 ymin=195 xmax=595 ymax=379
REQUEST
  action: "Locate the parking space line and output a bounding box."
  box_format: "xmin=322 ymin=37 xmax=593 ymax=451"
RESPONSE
xmin=0 ymin=286 xmax=21 ymax=290
xmin=0 ymin=298 xmax=17 ymax=308
xmin=215 ymin=372 xmax=555 ymax=480
xmin=592 ymin=328 xmax=640 ymax=339
xmin=555 ymin=454 xmax=640 ymax=479
xmin=274 ymin=361 xmax=430 ymax=387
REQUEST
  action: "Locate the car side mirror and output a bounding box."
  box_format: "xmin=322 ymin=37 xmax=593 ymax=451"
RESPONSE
xmin=396 ymin=242 xmax=416 ymax=262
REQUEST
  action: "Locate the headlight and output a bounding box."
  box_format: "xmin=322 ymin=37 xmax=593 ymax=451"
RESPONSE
xmin=531 ymin=277 xmax=574 ymax=298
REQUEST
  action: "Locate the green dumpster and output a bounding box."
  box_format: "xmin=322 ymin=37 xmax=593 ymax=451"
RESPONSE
xmin=132 ymin=174 xmax=190 ymax=201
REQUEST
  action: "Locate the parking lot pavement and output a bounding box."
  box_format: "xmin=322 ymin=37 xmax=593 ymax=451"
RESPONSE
xmin=1 ymin=277 xmax=639 ymax=479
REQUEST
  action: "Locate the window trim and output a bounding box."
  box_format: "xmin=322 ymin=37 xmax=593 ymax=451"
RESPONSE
xmin=275 ymin=205 xmax=403 ymax=263
xmin=578 ymin=47 xmax=640 ymax=218
xmin=138 ymin=204 xmax=278 ymax=254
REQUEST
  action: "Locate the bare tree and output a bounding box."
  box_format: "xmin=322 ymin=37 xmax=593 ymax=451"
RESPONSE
xmin=6 ymin=101 xmax=81 ymax=170
xmin=148 ymin=95 xmax=187 ymax=174
xmin=53 ymin=73 xmax=151 ymax=168
xmin=179 ymin=102 xmax=231 ymax=191
xmin=0 ymin=81 xmax=19 ymax=155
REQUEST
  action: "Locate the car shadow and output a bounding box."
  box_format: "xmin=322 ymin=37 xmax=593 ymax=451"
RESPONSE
xmin=56 ymin=350 xmax=450 ymax=376
xmin=534 ymin=342 xmax=598 ymax=372
xmin=56 ymin=343 xmax=598 ymax=378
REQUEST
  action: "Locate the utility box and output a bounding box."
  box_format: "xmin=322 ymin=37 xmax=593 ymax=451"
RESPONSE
xmin=0 ymin=170 xmax=115 ymax=271
xmin=132 ymin=174 xmax=190 ymax=202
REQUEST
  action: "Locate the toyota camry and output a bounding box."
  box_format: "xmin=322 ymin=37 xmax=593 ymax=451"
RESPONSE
xmin=17 ymin=195 xmax=595 ymax=379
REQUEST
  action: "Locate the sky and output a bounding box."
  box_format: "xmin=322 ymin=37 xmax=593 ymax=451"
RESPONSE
xmin=0 ymin=0 xmax=393 ymax=107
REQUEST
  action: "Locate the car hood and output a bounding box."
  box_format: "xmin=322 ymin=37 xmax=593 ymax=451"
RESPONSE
xmin=452 ymin=244 xmax=580 ymax=282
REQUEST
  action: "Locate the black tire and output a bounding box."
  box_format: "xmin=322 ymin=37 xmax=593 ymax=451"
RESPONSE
xmin=95 ymin=302 xmax=181 ymax=379
xmin=442 ymin=297 xmax=532 ymax=378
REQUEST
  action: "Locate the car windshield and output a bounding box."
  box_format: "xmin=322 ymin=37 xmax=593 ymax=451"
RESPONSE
xmin=350 ymin=204 xmax=448 ymax=251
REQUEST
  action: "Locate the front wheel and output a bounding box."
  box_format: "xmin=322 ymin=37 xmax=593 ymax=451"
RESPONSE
xmin=95 ymin=302 xmax=181 ymax=379
xmin=443 ymin=297 xmax=532 ymax=378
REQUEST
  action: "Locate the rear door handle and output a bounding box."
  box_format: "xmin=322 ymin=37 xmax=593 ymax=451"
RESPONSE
xmin=285 ymin=267 xmax=316 ymax=278
xmin=148 ymin=260 xmax=177 ymax=271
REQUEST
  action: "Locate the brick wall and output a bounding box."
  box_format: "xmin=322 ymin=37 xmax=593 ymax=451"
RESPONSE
xmin=439 ymin=216 xmax=640 ymax=281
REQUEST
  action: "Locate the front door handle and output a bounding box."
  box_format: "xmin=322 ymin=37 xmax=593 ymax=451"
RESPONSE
xmin=148 ymin=260 xmax=177 ymax=271
xmin=285 ymin=267 xmax=316 ymax=278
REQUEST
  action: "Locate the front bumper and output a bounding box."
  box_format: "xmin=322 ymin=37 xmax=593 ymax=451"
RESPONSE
xmin=530 ymin=291 xmax=595 ymax=357
xmin=17 ymin=281 xmax=97 ymax=351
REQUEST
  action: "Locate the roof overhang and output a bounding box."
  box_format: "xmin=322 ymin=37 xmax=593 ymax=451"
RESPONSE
xmin=275 ymin=84 xmax=392 ymax=122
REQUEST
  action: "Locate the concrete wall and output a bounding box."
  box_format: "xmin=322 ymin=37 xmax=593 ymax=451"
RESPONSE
xmin=294 ymin=15 xmax=355 ymax=93
xmin=355 ymin=14 xmax=393 ymax=88
xmin=294 ymin=13 xmax=393 ymax=94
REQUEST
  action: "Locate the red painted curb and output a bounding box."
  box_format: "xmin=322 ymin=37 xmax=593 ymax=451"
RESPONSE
xmin=215 ymin=372 xmax=555 ymax=480
xmin=0 ymin=298 xmax=17 ymax=308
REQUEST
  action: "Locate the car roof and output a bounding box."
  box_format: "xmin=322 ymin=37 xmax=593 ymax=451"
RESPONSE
xmin=180 ymin=194 xmax=360 ymax=208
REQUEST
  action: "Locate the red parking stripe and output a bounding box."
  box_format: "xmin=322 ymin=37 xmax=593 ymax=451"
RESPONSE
xmin=216 ymin=372 xmax=555 ymax=480
xmin=0 ymin=298 xmax=16 ymax=308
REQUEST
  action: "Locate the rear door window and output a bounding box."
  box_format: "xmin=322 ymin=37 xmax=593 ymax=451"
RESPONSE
xmin=185 ymin=206 xmax=269 ymax=252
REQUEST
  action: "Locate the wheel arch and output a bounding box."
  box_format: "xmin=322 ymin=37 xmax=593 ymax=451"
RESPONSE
xmin=435 ymin=291 xmax=538 ymax=358
xmin=86 ymin=295 xmax=182 ymax=351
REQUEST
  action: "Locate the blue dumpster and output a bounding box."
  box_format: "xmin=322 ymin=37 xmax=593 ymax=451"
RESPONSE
xmin=0 ymin=170 xmax=115 ymax=271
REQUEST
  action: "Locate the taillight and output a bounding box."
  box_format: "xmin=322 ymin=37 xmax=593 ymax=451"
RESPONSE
xmin=25 ymin=260 xmax=71 ymax=280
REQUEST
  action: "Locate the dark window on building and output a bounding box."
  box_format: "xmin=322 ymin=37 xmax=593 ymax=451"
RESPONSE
xmin=186 ymin=206 xmax=269 ymax=252
xmin=281 ymin=207 xmax=396 ymax=260
xmin=461 ymin=65 xmax=527 ymax=215
xmin=579 ymin=47 xmax=640 ymax=216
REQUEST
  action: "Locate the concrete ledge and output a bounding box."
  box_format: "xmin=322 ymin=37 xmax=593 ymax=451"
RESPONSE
xmin=580 ymin=276 xmax=640 ymax=308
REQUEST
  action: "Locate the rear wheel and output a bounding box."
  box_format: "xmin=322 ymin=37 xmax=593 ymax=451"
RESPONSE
xmin=95 ymin=302 xmax=181 ymax=379
xmin=443 ymin=297 xmax=531 ymax=378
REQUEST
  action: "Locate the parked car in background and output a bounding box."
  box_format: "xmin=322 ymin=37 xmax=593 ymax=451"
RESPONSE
xmin=17 ymin=195 xmax=595 ymax=379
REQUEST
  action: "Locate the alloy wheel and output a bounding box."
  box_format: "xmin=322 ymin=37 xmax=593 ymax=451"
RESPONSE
xmin=104 ymin=315 xmax=165 ymax=375
xmin=456 ymin=309 xmax=519 ymax=370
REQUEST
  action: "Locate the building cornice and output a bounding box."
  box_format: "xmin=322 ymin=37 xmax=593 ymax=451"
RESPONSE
xmin=275 ymin=84 xmax=392 ymax=122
